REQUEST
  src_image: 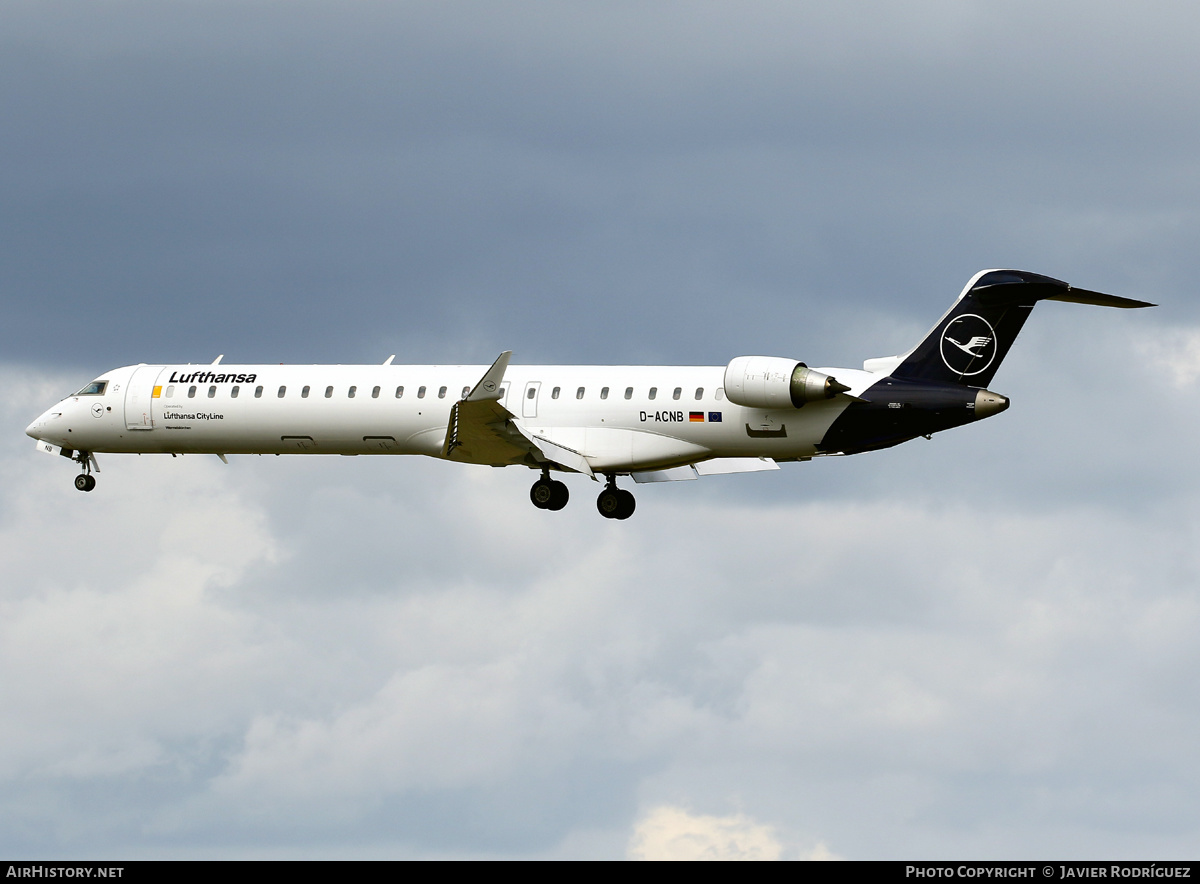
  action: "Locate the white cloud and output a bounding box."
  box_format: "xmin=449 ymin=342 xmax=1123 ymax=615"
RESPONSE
xmin=1136 ymin=325 xmax=1200 ymax=389
xmin=628 ymin=805 xmax=784 ymax=861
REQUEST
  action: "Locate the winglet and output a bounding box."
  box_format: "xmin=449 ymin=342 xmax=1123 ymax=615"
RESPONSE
xmin=383 ymin=355 xmax=396 ymax=365
xmin=467 ymin=351 xmax=512 ymax=401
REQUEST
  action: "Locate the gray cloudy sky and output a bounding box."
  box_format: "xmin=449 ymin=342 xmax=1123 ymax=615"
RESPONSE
xmin=2 ymin=0 xmax=1199 ymax=859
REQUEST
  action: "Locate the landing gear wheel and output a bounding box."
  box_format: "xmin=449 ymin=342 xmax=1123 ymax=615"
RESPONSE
xmin=531 ymin=479 xmax=570 ymax=511
xmin=531 ymin=479 xmax=555 ymax=509
xmin=597 ymin=487 xmax=635 ymax=520
xmin=74 ymin=474 xmax=96 ymax=492
xmin=596 ymin=488 xmax=620 ymax=518
xmin=614 ymin=489 xmax=635 ymax=520
xmin=547 ymin=480 xmax=569 ymax=511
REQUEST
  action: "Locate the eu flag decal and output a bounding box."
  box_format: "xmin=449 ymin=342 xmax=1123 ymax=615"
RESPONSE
xmin=689 ymin=412 xmax=704 ymax=422
xmin=708 ymin=412 xmax=722 ymax=422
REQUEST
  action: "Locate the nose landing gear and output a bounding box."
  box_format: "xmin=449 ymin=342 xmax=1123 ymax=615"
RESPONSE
xmin=596 ymin=476 xmax=635 ymax=520
xmin=530 ymin=470 xmax=569 ymax=511
xmin=71 ymin=450 xmax=97 ymax=492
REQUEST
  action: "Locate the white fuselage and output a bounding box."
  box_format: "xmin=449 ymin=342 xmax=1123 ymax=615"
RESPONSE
xmin=27 ymin=361 xmax=875 ymax=473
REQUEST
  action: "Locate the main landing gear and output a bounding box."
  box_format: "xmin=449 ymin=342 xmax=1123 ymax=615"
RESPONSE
xmin=596 ymin=476 xmax=635 ymax=520
xmin=72 ymin=450 xmax=96 ymax=492
xmin=530 ymin=470 xmax=569 ymax=511
xmin=529 ymin=470 xmax=637 ymax=519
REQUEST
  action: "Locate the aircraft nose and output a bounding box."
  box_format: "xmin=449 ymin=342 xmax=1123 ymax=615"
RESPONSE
xmin=26 ymin=408 xmax=58 ymax=440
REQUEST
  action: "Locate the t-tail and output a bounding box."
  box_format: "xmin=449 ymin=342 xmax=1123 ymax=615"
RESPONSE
xmin=866 ymin=269 xmax=1155 ymax=388
xmin=819 ymin=269 xmax=1154 ymax=455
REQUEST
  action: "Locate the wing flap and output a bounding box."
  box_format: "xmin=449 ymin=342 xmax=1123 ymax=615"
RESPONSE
xmin=632 ymin=457 xmax=779 ymax=483
xmin=695 ymin=457 xmax=779 ymax=476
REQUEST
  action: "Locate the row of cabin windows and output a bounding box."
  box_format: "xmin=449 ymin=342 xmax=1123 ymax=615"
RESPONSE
xmin=165 ymin=383 xmax=725 ymax=403
xmin=167 ymin=384 xmax=471 ymax=400
xmin=546 ymin=385 xmax=722 ymax=401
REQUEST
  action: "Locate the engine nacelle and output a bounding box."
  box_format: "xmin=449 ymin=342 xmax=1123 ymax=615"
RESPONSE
xmin=723 ymin=356 xmax=850 ymax=409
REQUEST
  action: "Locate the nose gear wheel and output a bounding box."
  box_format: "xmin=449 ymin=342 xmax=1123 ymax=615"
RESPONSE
xmin=71 ymin=450 xmax=97 ymax=492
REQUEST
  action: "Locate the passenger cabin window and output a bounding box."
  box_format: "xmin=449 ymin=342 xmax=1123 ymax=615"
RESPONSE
xmin=527 ymin=387 xmax=536 ymax=399
xmin=230 ymin=386 xmax=239 ymax=398
xmin=348 ymin=386 xmax=357 ymax=398
xmin=695 ymin=387 xmax=704 ymax=400
xmin=418 ymin=386 xmax=426 ymax=399
xmin=208 ymin=386 xmax=217 ymax=398
xmin=462 ymin=386 xmax=470 ymax=398
xmin=624 ymin=387 xmax=633 ymax=400
xmin=649 ymin=387 xmax=657 ymax=400
xmin=372 ymin=386 xmax=381 ymax=399
xmin=255 ymin=386 xmax=263 ymax=398
xmin=715 ymin=387 xmax=724 ymax=400
xmin=325 ymin=386 xmax=333 ymax=398
xmin=600 ymin=387 xmax=609 ymax=400
xmin=438 ymin=386 xmax=447 ymax=399
xmin=188 ymin=386 xmax=197 ymax=398
xmin=672 ymin=387 xmax=682 ymax=400
xmin=395 ymin=386 xmax=404 ymax=398
xmin=552 ymin=387 xmax=560 ymax=399
xmin=277 ymin=386 xmax=286 ymax=398
xmin=576 ymin=387 xmax=585 ymax=400
xmin=301 ymin=386 xmax=310 ymax=398
xmin=166 ymin=385 xmax=176 ymax=398
xmin=75 ymin=381 xmax=107 ymax=396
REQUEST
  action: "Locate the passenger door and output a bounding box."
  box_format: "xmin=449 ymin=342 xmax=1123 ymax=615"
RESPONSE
xmin=522 ymin=381 xmax=541 ymax=419
xmin=124 ymin=366 xmax=165 ymax=430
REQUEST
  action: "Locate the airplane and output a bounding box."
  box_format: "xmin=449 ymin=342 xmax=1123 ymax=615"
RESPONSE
xmin=25 ymin=269 xmax=1153 ymax=519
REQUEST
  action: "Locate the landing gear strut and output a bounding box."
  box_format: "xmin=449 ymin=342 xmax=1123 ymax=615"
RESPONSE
xmin=72 ymin=450 xmax=96 ymax=492
xmin=596 ymin=475 xmax=635 ymax=520
xmin=530 ymin=470 xmax=569 ymax=511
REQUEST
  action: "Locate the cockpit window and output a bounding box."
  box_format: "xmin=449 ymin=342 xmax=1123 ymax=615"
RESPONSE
xmin=75 ymin=381 xmax=107 ymax=396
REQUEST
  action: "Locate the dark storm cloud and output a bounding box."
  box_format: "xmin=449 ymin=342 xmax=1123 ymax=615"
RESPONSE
xmin=3 ymin=2 xmax=1197 ymax=372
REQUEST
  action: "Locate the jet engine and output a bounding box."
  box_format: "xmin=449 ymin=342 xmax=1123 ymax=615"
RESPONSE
xmin=723 ymin=356 xmax=851 ymax=409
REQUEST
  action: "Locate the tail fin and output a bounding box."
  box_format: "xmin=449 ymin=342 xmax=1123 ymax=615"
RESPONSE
xmin=869 ymin=269 xmax=1154 ymax=387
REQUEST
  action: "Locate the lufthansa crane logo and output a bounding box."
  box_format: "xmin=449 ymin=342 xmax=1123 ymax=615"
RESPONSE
xmin=940 ymin=314 xmax=998 ymax=376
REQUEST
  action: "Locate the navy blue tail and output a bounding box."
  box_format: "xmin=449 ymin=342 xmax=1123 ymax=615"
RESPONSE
xmin=888 ymin=269 xmax=1152 ymax=387
xmin=889 ymin=270 xmax=1069 ymax=387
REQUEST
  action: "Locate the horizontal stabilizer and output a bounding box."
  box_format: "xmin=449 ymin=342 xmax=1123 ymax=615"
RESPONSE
xmin=1046 ymin=289 xmax=1156 ymax=309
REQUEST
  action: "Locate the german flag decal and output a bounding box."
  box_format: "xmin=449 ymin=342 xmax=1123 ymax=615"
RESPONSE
xmin=689 ymin=412 xmax=704 ymax=422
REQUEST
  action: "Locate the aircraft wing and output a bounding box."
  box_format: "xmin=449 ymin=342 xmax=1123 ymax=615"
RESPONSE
xmin=441 ymin=352 xmax=594 ymax=476
xmin=442 ymin=396 xmax=529 ymax=465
